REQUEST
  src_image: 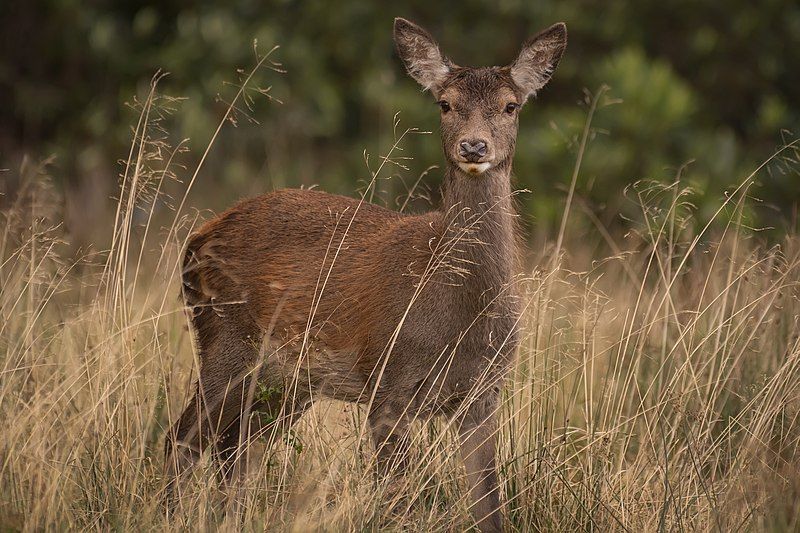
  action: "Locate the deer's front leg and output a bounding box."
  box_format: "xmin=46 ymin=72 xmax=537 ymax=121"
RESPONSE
xmin=368 ymin=404 xmax=411 ymax=478
xmin=368 ymin=400 xmax=413 ymax=518
xmin=458 ymin=403 xmax=503 ymax=533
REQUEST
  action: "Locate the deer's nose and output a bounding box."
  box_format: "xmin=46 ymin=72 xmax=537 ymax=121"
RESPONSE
xmin=459 ymin=140 xmax=488 ymax=161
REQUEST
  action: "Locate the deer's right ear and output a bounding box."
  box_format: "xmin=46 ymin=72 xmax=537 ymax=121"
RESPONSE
xmin=510 ymin=22 xmax=567 ymax=101
xmin=394 ymin=18 xmax=450 ymax=94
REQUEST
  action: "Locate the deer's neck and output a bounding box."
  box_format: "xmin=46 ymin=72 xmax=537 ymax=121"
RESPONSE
xmin=439 ymin=162 xmax=517 ymax=298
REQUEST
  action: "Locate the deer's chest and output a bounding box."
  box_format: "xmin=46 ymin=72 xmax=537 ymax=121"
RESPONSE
xmin=390 ymin=287 xmax=520 ymax=414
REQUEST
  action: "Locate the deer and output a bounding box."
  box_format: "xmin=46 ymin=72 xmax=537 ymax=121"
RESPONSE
xmin=164 ymin=17 xmax=567 ymax=532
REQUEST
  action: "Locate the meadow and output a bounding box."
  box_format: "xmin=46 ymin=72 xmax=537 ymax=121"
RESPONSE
xmin=1 ymin=62 xmax=799 ymax=532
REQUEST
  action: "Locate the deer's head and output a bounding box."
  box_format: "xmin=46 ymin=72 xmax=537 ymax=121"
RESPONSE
xmin=394 ymin=18 xmax=567 ymax=176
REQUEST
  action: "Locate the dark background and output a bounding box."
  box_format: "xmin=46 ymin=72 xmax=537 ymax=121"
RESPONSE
xmin=2 ymin=0 xmax=798 ymax=245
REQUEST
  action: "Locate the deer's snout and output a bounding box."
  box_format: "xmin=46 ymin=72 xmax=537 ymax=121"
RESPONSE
xmin=458 ymin=140 xmax=488 ymax=162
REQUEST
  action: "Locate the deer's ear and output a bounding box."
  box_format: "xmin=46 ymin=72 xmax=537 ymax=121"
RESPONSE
xmin=510 ymin=22 xmax=567 ymax=101
xmin=394 ymin=18 xmax=450 ymax=94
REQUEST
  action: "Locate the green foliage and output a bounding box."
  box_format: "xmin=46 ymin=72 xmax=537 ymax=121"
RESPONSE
xmin=255 ymin=382 xmax=304 ymax=454
xmin=1 ymin=0 xmax=798 ymax=237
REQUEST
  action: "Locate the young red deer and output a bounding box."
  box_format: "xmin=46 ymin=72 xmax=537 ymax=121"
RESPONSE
xmin=165 ymin=18 xmax=566 ymax=532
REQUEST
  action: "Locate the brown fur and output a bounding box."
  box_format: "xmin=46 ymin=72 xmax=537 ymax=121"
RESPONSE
xmin=165 ymin=17 xmax=567 ymax=533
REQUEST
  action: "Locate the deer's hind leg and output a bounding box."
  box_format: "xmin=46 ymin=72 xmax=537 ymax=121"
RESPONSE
xmin=166 ymin=239 xmax=272 ymax=485
xmin=165 ymin=312 xmax=313 ymax=488
xmin=164 ymin=304 xmax=264 ymax=485
xmin=211 ymin=369 xmax=312 ymax=482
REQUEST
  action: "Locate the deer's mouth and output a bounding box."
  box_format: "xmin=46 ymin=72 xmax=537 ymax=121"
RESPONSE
xmin=457 ymin=161 xmax=493 ymax=175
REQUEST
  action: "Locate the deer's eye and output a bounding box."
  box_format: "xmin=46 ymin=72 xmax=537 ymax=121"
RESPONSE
xmin=438 ymin=100 xmax=451 ymax=113
xmin=505 ymin=103 xmax=519 ymax=114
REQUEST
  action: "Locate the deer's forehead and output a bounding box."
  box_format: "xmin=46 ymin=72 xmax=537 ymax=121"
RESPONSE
xmin=440 ymin=68 xmax=520 ymax=105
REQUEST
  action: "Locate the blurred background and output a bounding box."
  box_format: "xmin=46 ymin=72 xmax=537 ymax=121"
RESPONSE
xmin=1 ymin=0 xmax=798 ymax=248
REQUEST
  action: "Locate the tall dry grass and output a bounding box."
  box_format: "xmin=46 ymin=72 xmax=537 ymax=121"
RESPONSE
xmin=1 ymin=56 xmax=799 ymax=533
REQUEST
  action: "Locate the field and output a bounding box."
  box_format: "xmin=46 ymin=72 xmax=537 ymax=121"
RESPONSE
xmin=1 ymin=72 xmax=799 ymax=532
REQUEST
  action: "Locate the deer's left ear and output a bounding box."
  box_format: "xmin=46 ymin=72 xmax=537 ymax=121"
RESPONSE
xmin=394 ymin=18 xmax=451 ymax=94
xmin=510 ymin=22 xmax=567 ymax=101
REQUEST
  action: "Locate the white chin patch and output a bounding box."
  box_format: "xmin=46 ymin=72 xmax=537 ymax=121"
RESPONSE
xmin=457 ymin=162 xmax=492 ymax=175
